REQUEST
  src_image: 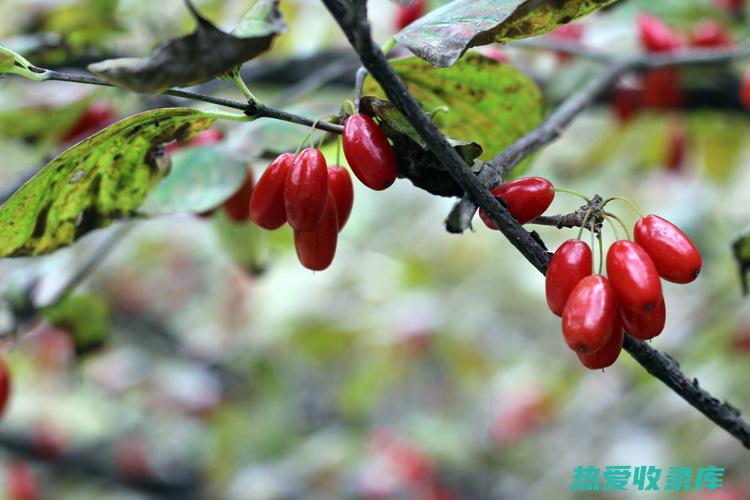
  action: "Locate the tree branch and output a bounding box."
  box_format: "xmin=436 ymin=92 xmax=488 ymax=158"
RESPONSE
xmin=38 ymin=69 xmax=344 ymax=135
xmin=0 ymin=430 xmax=205 ymax=499
xmin=322 ymin=1 xmax=750 ymax=449
xmin=446 ymin=44 xmax=750 ymax=233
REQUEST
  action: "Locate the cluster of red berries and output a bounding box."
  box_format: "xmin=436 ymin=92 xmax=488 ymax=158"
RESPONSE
xmin=475 ymin=176 xmax=702 ymax=370
xmin=248 ymin=114 xmax=398 ymax=271
xmin=612 ymin=14 xmax=736 ymax=121
xmin=548 ymin=215 xmax=701 ymax=370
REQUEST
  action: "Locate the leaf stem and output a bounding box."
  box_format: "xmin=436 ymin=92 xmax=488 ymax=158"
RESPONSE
xmin=230 ymin=69 xmax=259 ymax=103
xmin=382 ymin=37 xmax=397 ymax=56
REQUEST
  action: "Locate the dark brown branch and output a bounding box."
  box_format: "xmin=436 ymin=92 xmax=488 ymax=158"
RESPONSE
xmin=39 ymin=69 xmax=344 ymax=135
xmin=0 ymin=430 xmax=205 ymax=498
xmin=323 ymin=0 xmax=750 ymax=449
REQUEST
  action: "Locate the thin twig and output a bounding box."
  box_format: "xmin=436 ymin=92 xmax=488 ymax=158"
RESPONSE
xmin=446 ymin=44 xmax=750 ymax=233
xmin=40 ymin=69 xmax=344 ymax=134
xmin=322 ymin=0 xmax=750 ymax=450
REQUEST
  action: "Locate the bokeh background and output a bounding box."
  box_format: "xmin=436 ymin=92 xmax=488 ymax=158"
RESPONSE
xmin=0 ymin=0 xmax=749 ymax=498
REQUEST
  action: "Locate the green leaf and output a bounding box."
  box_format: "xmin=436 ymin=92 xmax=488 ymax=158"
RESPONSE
xmin=140 ymin=144 xmax=249 ymax=215
xmin=88 ymin=0 xmax=285 ymax=93
xmin=733 ymin=230 xmax=750 ymax=296
xmin=362 ymin=54 xmax=543 ymax=161
xmin=394 ymin=0 xmax=621 ymax=67
xmin=0 ymin=43 xmax=46 ymax=81
xmin=41 ymin=294 xmax=111 ymax=355
xmin=0 ymin=108 xmax=215 ymax=257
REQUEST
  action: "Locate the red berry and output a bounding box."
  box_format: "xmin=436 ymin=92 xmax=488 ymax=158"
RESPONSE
xmin=6 ymin=462 xmax=38 ymax=500
xmin=665 ymin=119 xmax=687 ymax=172
xmin=562 ymin=275 xmax=619 ymax=354
xmin=637 ymin=14 xmax=685 ymax=53
xmin=190 ymin=129 xmax=223 ymax=146
xmin=32 ymin=418 xmax=66 ymax=460
xmin=691 ymin=20 xmax=734 ymax=48
xmin=546 ymin=240 xmax=593 ymax=317
xmin=620 ymin=298 xmax=666 ymax=340
xmin=479 ymin=177 xmax=555 ymax=228
xmin=643 ymin=68 xmax=684 ymax=109
xmin=342 ymin=114 xmax=399 ymax=191
xmin=61 ymin=101 xmax=115 ymax=144
xmin=714 ymin=0 xmax=745 ymax=12
xmin=549 ymin=24 xmax=584 ymax=63
xmin=0 ymin=357 xmax=10 ymax=418
xmin=395 ymin=0 xmax=426 ymax=30
xmin=285 ymin=148 xmax=329 ymax=231
xmin=250 ymin=153 xmax=294 ymax=230
xmin=222 ymin=168 xmax=255 ymax=222
xmin=610 ymin=81 xmax=644 ymax=123
xmin=606 ymin=240 xmax=663 ymax=313
xmin=115 ymin=437 xmax=150 ymax=480
xmin=577 ymin=317 xmax=624 ymax=370
xmin=294 ymin=190 xmax=338 ymax=271
xmin=633 ymin=215 xmax=702 ymax=283
xmin=741 ymin=67 xmax=750 ymax=110
xmin=327 ymin=166 xmax=354 ymax=231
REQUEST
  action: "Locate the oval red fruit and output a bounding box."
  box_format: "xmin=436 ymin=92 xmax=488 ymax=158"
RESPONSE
xmin=546 ymin=240 xmax=593 ymax=317
xmin=606 ymin=240 xmax=663 ymax=313
xmin=6 ymin=462 xmax=38 ymax=500
xmin=395 ymin=0 xmax=426 ymax=30
xmin=577 ymin=317 xmax=624 ymax=370
xmin=327 ymin=166 xmax=354 ymax=231
xmin=285 ymin=148 xmax=329 ymax=231
xmin=741 ymin=67 xmax=750 ymax=110
xmin=621 ymin=298 xmax=666 ymax=341
xmin=643 ymin=68 xmax=684 ymax=109
xmin=562 ymin=275 xmax=618 ymax=354
xmin=342 ymin=114 xmax=399 ymax=191
xmin=0 ymin=357 xmax=10 ymax=418
xmin=479 ymin=177 xmax=555 ymax=228
xmin=250 ymin=153 xmax=295 ymax=230
xmin=294 ymin=191 xmax=338 ymax=271
xmin=637 ymin=14 xmax=684 ymax=53
xmin=222 ymin=168 xmax=255 ymax=222
xmin=691 ymin=20 xmax=734 ymax=48
xmin=61 ymin=101 xmax=115 ymax=144
xmin=633 ymin=215 xmax=701 ymax=284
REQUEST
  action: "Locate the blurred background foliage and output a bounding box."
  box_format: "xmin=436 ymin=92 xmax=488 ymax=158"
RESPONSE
xmin=0 ymin=0 xmax=749 ymax=499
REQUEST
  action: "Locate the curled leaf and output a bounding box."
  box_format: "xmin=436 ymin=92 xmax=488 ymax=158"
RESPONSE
xmin=88 ymin=0 xmax=285 ymax=93
xmin=394 ymin=0 xmax=619 ymax=67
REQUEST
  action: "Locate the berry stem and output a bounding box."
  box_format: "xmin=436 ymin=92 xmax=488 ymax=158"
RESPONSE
xmin=341 ymin=100 xmax=357 ymax=116
xmin=576 ymin=208 xmax=595 ymax=241
xmin=604 ymin=211 xmax=632 ymax=240
xmin=597 ymin=229 xmax=604 ymax=275
xmin=590 ymin=218 xmax=597 ymax=274
xmin=296 ymin=121 xmax=322 ymax=155
xmin=553 ymin=187 xmax=590 ymax=203
xmin=603 ymin=214 xmax=621 ymax=240
xmin=336 ymin=135 xmax=342 ymax=166
xmin=602 ymin=196 xmax=645 ymax=219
